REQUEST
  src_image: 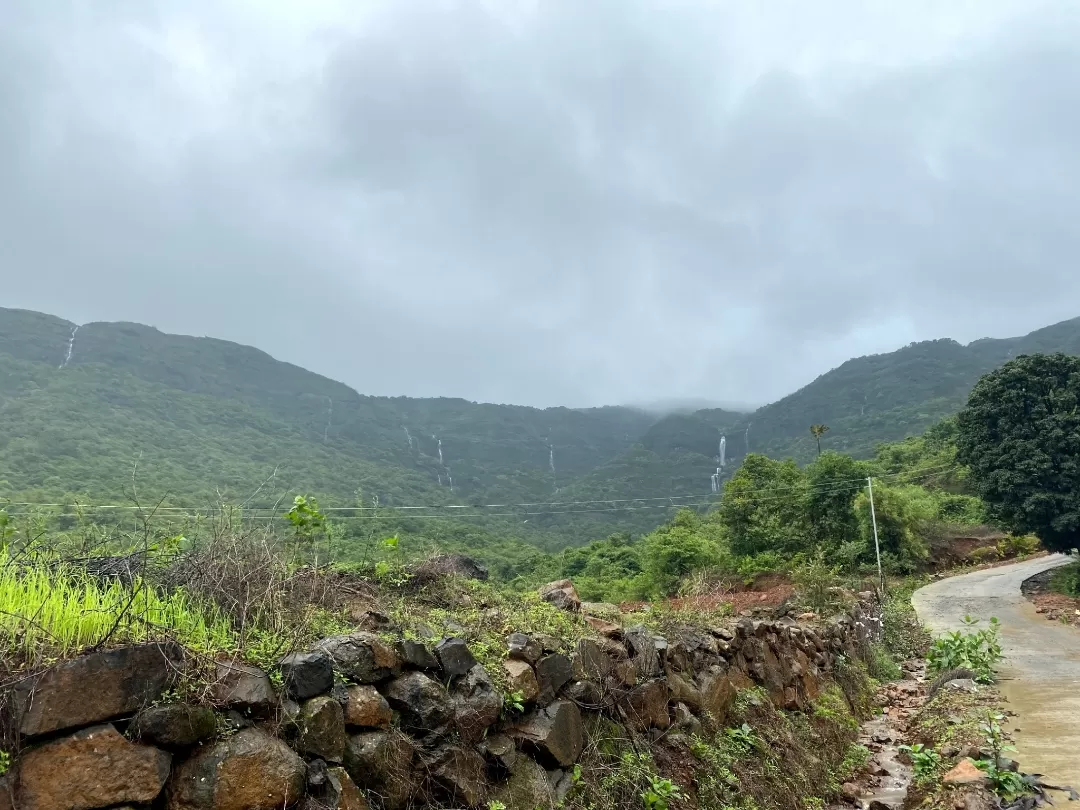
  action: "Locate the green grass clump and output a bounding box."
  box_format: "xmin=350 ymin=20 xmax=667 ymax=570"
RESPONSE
xmin=0 ymin=563 xmax=234 ymax=661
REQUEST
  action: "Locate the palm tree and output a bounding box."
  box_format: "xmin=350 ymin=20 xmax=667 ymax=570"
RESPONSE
xmin=810 ymin=424 xmax=830 ymax=456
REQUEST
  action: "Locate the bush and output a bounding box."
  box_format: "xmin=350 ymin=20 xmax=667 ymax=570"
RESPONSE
xmin=867 ymin=643 xmax=902 ymax=681
xmin=881 ymin=586 xmax=931 ymax=660
xmin=926 ymin=616 xmax=1003 ymax=683
xmin=792 ymin=552 xmax=844 ymax=614
xmin=969 ymin=545 xmax=1002 ymax=564
xmin=998 ymin=534 xmax=1041 ymax=559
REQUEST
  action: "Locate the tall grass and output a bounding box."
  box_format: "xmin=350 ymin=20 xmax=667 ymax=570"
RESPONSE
xmin=0 ymin=564 xmax=235 ymax=660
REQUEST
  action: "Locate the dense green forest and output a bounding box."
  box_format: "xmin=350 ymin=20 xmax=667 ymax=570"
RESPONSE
xmin=2 ymin=306 xmax=1079 ymax=568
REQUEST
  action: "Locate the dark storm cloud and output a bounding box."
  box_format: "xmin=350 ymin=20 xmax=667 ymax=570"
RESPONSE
xmin=3 ymin=1 xmax=1080 ymax=407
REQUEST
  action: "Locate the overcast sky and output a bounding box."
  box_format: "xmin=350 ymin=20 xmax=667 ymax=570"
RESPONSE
xmin=3 ymin=1 xmax=1079 ymax=408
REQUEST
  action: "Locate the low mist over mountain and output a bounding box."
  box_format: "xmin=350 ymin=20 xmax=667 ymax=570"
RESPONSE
xmin=3 ymin=306 xmax=1078 ymax=556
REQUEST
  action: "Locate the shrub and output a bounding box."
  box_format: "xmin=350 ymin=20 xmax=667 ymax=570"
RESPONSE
xmin=998 ymin=534 xmax=1041 ymax=559
xmin=881 ymin=586 xmax=931 ymax=660
xmin=926 ymin=616 xmax=1003 ymax=683
xmin=969 ymin=545 xmax=1002 ymax=564
xmin=791 ymin=552 xmax=844 ymax=614
xmin=866 ymin=643 xmax=902 ymax=681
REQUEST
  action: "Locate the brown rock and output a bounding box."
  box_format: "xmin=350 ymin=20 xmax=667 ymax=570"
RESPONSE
xmin=167 ymin=727 xmax=305 ymax=810
xmin=538 ymin=579 xmax=581 ymax=612
xmin=12 ymin=643 xmax=182 ymax=737
xmin=840 ymin=782 xmax=860 ymax=803
xmin=343 ymin=685 xmax=392 ymax=729
xmin=18 ymin=724 xmax=171 ymax=810
xmin=943 ymin=759 xmax=989 ymax=787
xmin=621 ymin=680 xmax=670 ymax=731
xmin=304 ymin=767 xmax=370 ymax=810
xmin=503 ymin=659 xmax=540 ymax=703
xmin=584 ymin=616 xmax=623 ymax=636
xmin=698 ymin=667 xmax=737 ymax=723
xmin=666 ymin=672 xmax=703 ymax=711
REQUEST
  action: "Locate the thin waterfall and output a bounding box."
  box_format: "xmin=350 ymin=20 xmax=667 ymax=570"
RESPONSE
xmin=403 ymin=426 xmax=413 ymax=449
xmin=437 ymin=438 xmax=443 ymax=466
xmin=744 ymin=423 xmax=752 ymax=455
xmin=59 ymin=325 xmax=80 ymax=369
xmin=323 ymin=397 xmax=333 ymax=443
xmin=719 ymin=435 xmax=726 ymax=467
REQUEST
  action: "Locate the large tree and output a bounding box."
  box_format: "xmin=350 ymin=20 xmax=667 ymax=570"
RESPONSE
xmin=955 ymin=353 xmax=1080 ymax=553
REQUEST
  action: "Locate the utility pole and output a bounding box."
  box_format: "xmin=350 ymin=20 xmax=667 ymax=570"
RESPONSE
xmin=867 ymin=476 xmax=883 ymax=593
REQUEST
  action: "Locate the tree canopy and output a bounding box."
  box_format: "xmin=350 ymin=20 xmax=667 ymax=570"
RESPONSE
xmin=956 ymin=353 xmax=1080 ymax=553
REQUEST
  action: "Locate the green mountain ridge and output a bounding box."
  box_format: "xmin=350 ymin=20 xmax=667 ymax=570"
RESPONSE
xmin=3 ymin=306 xmax=1079 ymax=557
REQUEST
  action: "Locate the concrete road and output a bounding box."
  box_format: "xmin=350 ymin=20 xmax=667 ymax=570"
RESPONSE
xmin=912 ymin=554 xmax=1080 ymax=786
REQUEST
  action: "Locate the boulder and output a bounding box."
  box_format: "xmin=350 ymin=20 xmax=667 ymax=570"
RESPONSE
xmin=343 ymin=731 xmax=417 ymax=810
xmin=942 ymin=759 xmax=990 ymax=787
xmin=535 ymin=654 xmax=573 ymax=705
xmin=698 ymin=666 xmax=738 ymax=723
xmin=563 ymin=680 xmax=603 ymax=708
xmin=620 ymin=680 xmax=670 ymax=730
xmin=572 ymin=638 xmax=614 ymax=681
xmin=490 ymin=757 xmax=555 ymax=810
xmin=478 ymin=733 xmax=518 ymax=771
xmin=451 ymin=665 xmax=503 ymax=744
xmin=299 ymin=696 xmax=347 ymax=763
xmin=584 ymin=615 xmax=624 ymax=637
xmin=343 ymin=685 xmax=392 ymax=729
xmin=409 ymin=554 xmax=489 ymax=583
xmin=509 ymin=701 xmax=584 ymax=768
xmin=507 ymin=633 xmax=543 ymax=665
xmin=430 ymin=747 xmax=489 ymax=807
xmin=280 ymin=652 xmax=335 ymax=700
xmin=434 ymin=638 xmax=477 ymax=678
xmin=538 ymin=580 xmax=581 ymax=612
xmin=304 ymin=767 xmax=370 ymax=810
xmin=666 ymin=672 xmax=703 ymax=712
xmin=212 ymin=661 xmax=277 ymax=716
xmin=17 ymin=724 xmax=171 ymax=810
xmin=399 ymin=640 xmax=439 ymax=671
xmin=12 ymin=642 xmax=181 ymax=737
xmin=130 ymin=703 xmax=218 ymax=748
xmin=167 ymin=727 xmax=305 ymax=810
xmin=503 ymin=659 xmax=540 ymax=703
xmin=624 ymin=628 xmax=661 ymax=679
xmin=383 ymin=672 xmax=454 ymax=732
xmin=314 ymin=633 xmax=402 ymax=684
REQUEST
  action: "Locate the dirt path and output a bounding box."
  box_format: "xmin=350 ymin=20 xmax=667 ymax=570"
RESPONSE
xmin=912 ymin=554 xmax=1080 ymax=786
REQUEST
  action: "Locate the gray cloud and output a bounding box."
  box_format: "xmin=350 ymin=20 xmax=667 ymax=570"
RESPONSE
xmin=3 ymin=0 xmax=1080 ymax=407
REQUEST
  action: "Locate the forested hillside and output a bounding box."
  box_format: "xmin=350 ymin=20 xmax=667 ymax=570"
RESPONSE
xmin=2 ymin=306 xmax=1079 ymax=564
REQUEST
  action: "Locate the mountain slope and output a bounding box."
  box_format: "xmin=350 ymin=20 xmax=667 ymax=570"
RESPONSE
xmin=4 ymin=306 xmax=1080 ymax=558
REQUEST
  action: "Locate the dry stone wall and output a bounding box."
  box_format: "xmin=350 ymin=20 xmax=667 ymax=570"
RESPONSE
xmin=0 ymin=583 xmax=880 ymax=810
